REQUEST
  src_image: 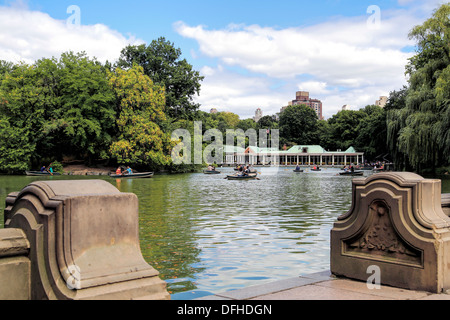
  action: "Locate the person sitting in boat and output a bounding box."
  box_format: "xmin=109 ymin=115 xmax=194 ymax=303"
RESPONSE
xmin=242 ymin=166 xmax=250 ymax=176
xmin=116 ymin=167 xmax=122 ymax=175
xmin=126 ymin=166 xmax=133 ymax=175
xmin=295 ymin=165 xmax=301 ymax=171
xmin=40 ymin=165 xmax=46 ymax=173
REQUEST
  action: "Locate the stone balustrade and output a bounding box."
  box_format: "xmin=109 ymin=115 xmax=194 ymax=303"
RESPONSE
xmin=0 ymin=180 xmax=170 ymax=300
xmin=331 ymin=172 xmax=450 ymax=293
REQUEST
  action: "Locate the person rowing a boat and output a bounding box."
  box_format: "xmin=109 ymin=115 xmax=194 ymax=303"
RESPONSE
xmin=126 ymin=166 xmax=133 ymax=175
xmin=241 ymin=165 xmax=250 ymax=177
xmin=47 ymin=163 xmax=54 ymax=175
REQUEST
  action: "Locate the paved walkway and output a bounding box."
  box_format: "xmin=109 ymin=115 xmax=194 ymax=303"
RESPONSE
xmin=196 ymin=270 xmax=450 ymax=300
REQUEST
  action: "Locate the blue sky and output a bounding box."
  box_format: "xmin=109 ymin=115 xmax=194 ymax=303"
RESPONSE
xmin=0 ymin=0 xmax=447 ymax=118
xmin=21 ymin=1 xmax=424 ymax=57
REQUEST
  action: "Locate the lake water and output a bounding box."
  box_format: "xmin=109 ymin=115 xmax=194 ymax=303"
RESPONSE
xmin=1 ymin=167 xmax=449 ymax=300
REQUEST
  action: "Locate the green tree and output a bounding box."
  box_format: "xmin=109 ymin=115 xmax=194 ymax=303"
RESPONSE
xmin=108 ymin=65 xmax=174 ymax=170
xmin=257 ymin=115 xmax=278 ymax=131
xmin=386 ymin=87 xmax=411 ymax=170
xmin=316 ymin=119 xmax=333 ymax=150
xmin=0 ymin=115 xmax=35 ymax=173
xmin=327 ymin=109 xmax=365 ymax=151
xmin=0 ymin=62 xmax=46 ymax=172
xmin=354 ymin=105 xmax=388 ymax=161
xmin=43 ymin=52 xmax=116 ymax=163
xmin=237 ymin=118 xmax=257 ymax=132
xmin=0 ymin=60 xmax=14 ymax=75
xmin=117 ymin=37 xmax=204 ymax=119
xmin=279 ymin=105 xmax=318 ymax=146
xmin=386 ymin=3 xmax=450 ymax=172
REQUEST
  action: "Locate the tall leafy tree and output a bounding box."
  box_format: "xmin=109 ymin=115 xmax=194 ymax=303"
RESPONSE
xmin=108 ymin=64 xmax=175 ymax=170
xmin=117 ymin=37 xmax=204 ymax=119
xmin=46 ymin=52 xmax=116 ymax=163
xmin=0 ymin=62 xmax=44 ymax=172
xmin=387 ymin=3 xmax=450 ymax=172
xmin=316 ymin=119 xmax=333 ymax=151
xmin=327 ymin=109 xmax=365 ymax=151
xmin=354 ymin=105 xmax=388 ymax=161
xmin=279 ymin=104 xmax=318 ymax=146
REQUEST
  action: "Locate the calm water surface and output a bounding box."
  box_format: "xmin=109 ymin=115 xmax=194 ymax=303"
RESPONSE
xmin=1 ymin=168 xmax=449 ymax=299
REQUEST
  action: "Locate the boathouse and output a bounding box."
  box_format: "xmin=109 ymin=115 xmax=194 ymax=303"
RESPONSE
xmin=224 ymin=145 xmax=364 ymax=166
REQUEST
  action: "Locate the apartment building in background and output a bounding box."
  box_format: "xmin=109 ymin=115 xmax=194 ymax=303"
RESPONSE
xmin=253 ymin=108 xmax=263 ymax=122
xmin=286 ymin=91 xmax=323 ymax=120
xmin=375 ymin=96 xmax=388 ymax=108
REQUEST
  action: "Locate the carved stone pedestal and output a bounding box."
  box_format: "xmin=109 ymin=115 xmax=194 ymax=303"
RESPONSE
xmin=331 ymin=172 xmax=450 ymax=293
xmin=4 ymin=180 xmax=170 ymax=300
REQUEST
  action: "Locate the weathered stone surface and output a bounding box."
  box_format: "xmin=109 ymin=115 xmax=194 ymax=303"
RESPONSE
xmin=0 ymin=228 xmax=29 ymax=258
xmin=331 ymin=172 xmax=450 ymax=293
xmin=442 ymin=193 xmax=450 ymax=216
xmin=0 ymin=256 xmax=30 ymax=300
xmin=0 ymin=228 xmax=30 ymax=300
xmin=4 ymin=180 xmax=170 ymax=300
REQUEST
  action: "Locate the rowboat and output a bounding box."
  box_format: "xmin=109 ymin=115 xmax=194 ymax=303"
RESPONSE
xmin=204 ymin=170 xmax=221 ymax=174
xmin=26 ymin=171 xmax=61 ymax=176
xmin=109 ymin=172 xmax=154 ymax=179
xmin=339 ymin=171 xmax=364 ymax=176
xmin=293 ymin=170 xmax=304 ymax=173
xmin=226 ymin=174 xmax=258 ymax=180
xmin=311 ymin=168 xmax=322 ymax=171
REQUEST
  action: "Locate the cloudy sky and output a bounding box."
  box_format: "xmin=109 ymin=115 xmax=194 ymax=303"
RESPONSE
xmin=0 ymin=0 xmax=446 ymax=119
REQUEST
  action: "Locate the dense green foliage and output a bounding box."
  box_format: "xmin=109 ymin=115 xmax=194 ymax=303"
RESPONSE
xmin=386 ymin=3 xmax=450 ymax=172
xmin=0 ymin=48 xmax=402 ymax=174
xmin=279 ymin=105 xmax=318 ymax=146
xmin=0 ymin=46 xmax=201 ymax=173
xmin=117 ymin=37 xmax=204 ymax=119
xmin=108 ymin=65 xmax=175 ymax=169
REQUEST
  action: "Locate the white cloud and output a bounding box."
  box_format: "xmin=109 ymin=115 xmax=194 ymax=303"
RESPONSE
xmin=175 ymin=4 xmax=437 ymax=119
xmin=0 ymin=6 xmax=143 ymax=64
xmin=196 ymin=65 xmax=287 ymax=118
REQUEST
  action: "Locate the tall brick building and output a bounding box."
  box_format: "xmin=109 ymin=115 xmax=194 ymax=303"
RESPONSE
xmin=287 ymin=91 xmax=323 ymax=120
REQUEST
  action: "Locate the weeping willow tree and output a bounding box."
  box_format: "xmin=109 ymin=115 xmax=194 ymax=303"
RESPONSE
xmin=387 ymin=3 xmax=450 ymax=172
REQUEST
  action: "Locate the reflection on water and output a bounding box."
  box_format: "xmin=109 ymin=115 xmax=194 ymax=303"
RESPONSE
xmin=1 ymin=169 xmax=450 ymax=300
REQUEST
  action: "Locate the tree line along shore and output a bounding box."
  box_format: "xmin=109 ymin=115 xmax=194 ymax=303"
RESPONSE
xmin=1 ymin=4 xmax=450 ymax=176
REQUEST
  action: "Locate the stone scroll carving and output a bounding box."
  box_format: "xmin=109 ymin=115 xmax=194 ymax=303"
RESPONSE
xmin=4 ymin=180 xmax=170 ymax=300
xmin=331 ymin=172 xmax=450 ymax=293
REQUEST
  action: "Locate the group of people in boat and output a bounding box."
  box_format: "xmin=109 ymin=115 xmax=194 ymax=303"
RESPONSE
xmin=343 ymin=164 xmax=356 ymax=173
xmin=235 ymin=164 xmax=255 ymax=176
xmin=40 ymin=163 xmax=54 ymax=174
xmin=116 ymin=166 xmax=133 ymax=176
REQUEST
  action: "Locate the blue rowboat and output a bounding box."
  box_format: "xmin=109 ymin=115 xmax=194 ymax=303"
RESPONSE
xmin=26 ymin=171 xmax=61 ymax=176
